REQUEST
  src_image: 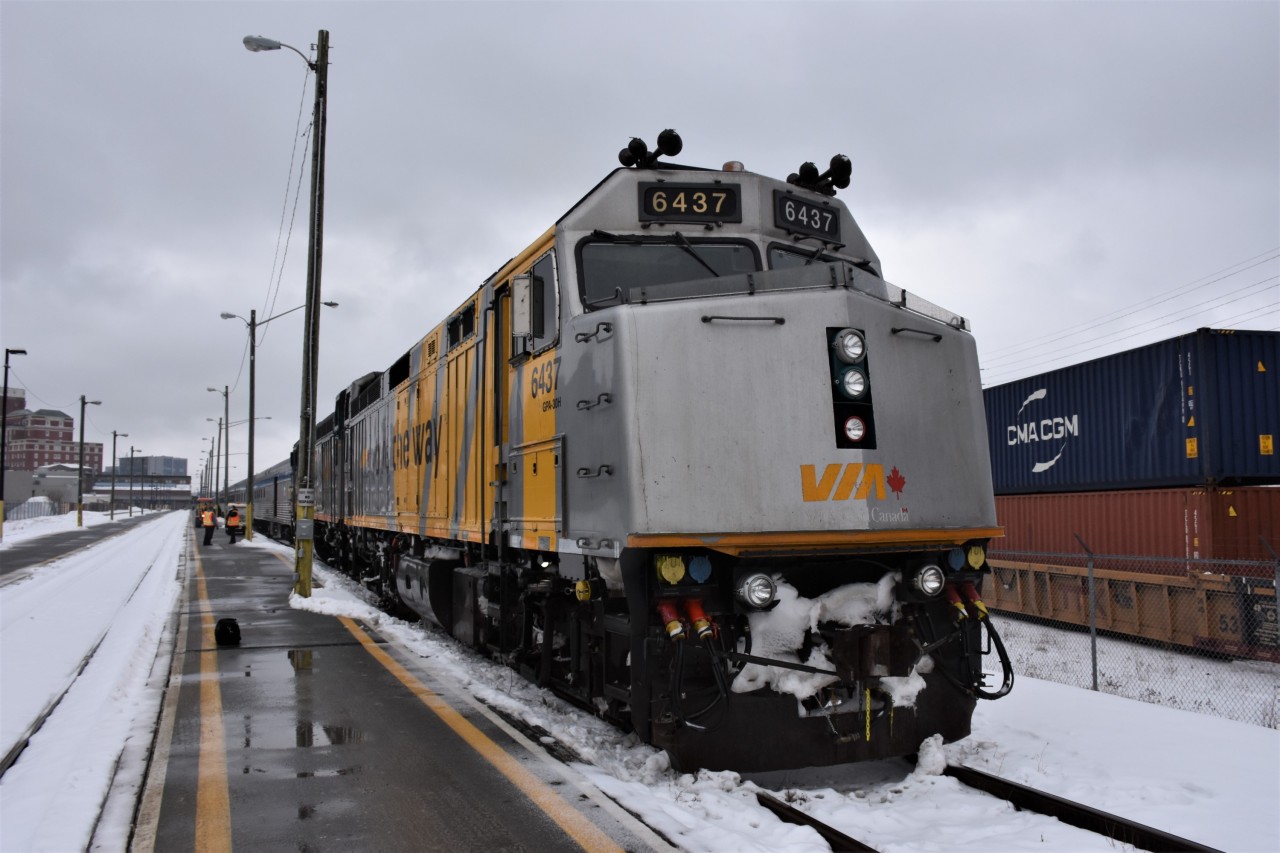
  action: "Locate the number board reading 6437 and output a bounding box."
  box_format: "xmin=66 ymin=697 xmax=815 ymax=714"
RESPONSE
xmin=638 ymin=183 xmax=743 ymax=224
xmin=773 ymin=190 xmax=841 ymax=241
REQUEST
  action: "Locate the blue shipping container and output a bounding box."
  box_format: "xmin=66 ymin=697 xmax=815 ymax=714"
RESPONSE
xmin=983 ymin=328 xmax=1279 ymax=494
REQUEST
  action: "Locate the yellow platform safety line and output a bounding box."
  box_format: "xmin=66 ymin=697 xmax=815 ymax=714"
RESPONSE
xmin=190 ymin=545 xmax=232 ymax=853
xmin=338 ymin=616 xmax=624 ymax=853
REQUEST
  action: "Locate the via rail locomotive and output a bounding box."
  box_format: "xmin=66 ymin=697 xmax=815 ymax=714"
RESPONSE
xmin=234 ymin=132 xmax=1012 ymax=771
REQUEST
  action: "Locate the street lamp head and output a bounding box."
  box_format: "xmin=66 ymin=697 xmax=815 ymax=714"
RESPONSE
xmin=243 ymin=35 xmax=282 ymax=52
xmin=5 ymin=348 xmax=26 ymax=357
xmin=323 ymin=301 xmax=338 ymax=308
xmin=220 ymin=312 xmax=238 ymax=321
xmin=87 ymin=400 xmax=101 ymax=406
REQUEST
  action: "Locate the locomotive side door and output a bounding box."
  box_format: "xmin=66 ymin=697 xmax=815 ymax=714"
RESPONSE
xmin=507 ymin=248 xmax=564 ymax=552
xmin=487 ymin=284 xmax=512 ymax=546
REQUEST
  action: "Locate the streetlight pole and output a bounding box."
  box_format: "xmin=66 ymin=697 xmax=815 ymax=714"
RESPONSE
xmin=110 ymin=430 xmax=128 ymax=520
xmin=208 ymin=386 xmax=229 ymax=507
xmin=129 ymin=446 xmax=139 ymax=517
xmin=1 ymin=347 xmax=27 ymax=543
xmin=207 ymin=417 xmax=222 ymax=508
xmin=248 ymin=309 xmax=256 ymax=540
xmin=77 ymin=394 xmax=102 ymax=527
xmin=222 ymin=302 xmax=334 ymax=542
xmin=245 ymin=29 xmax=330 ymax=597
xmin=208 ymin=436 xmax=216 ymax=496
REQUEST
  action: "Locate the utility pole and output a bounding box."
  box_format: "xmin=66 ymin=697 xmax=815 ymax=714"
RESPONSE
xmin=244 ymin=28 xmax=329 ymax=596
xmin=77 ymin=394 xmax=101 ymax=527
xmin=110 ymin=430 xmax=128 ymax=520
xmin=0 ymin=347 xmax=27 ymax=543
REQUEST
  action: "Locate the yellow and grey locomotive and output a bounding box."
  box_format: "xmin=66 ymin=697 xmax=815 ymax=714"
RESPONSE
xmin=291 ymin=132 xmax=1011 ymax=771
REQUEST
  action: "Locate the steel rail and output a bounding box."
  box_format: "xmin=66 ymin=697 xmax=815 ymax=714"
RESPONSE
xmin=0 ymin=553 xmax=159 ymax=778
xmin=755 ymin=791 xmax=878 ymax=852
xmin=944 ymin=763 xmax=1225 ymax=853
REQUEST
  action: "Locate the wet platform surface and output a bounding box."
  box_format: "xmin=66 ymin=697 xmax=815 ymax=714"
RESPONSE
xmin=135 ymin=530 xmax=664 ymax=851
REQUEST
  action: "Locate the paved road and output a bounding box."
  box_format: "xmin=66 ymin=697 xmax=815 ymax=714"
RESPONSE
xmin=0 ymin=512 xmax=171 ymax=581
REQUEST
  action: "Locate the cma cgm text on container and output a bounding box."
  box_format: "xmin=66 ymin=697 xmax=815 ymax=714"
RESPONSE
xmin=984 ymin=328 xmax=1278 ymax=495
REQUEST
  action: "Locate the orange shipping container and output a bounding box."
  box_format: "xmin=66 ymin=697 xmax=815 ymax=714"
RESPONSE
xmin=993 ymin=487 xmax=1280 ymax=564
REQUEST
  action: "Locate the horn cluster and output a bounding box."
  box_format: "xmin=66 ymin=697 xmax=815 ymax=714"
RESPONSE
xmin=787 ymin=154 xmax=852 ymax=197
xmin=619 ymin=129 xmax=683 ymax=168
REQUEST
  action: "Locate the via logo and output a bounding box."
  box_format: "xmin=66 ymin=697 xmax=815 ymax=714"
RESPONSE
xmin=801 ymin=463 xmax=904 ymax=502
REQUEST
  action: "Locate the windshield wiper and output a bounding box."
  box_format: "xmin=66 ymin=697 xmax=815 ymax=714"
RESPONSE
xmin=672 ymin=232 xmax=720 ymax=278
xmin=591 ymin=229 xmax=643 ymax=244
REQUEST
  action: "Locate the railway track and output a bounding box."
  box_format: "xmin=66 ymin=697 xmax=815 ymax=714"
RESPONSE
xmin=0 ymin=634 xmax=109 ymax=776
xmin=478 ymin=690 xmax=1224 ymax=853
xmin=759 ymin=762 xmax=1225 ymax=853
xmin=0 ymin=546 xmax=162 ymax=778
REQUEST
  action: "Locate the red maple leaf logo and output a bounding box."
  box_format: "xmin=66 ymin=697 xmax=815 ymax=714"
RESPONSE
xmin=887 ymin=466 xmax=906 ymax=499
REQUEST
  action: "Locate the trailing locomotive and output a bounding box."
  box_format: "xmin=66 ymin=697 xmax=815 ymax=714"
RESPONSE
xmin=239 ymin=132 xmax=1013 ymax=771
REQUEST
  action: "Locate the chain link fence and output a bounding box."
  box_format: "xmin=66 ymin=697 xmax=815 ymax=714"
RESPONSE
xmin=985 ymin=549 xmax=1280 ymax=729
xmin=3 ymin=497 xmax=68 ymax=522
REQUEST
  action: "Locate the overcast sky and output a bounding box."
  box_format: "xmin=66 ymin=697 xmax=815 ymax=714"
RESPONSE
xmin=2 ymin=1 xmax=1276 ymax=489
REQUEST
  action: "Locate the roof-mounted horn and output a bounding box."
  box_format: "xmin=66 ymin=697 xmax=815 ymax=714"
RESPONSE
xmin=619 ymin=129 xmax=683 ymax=168
xmin=787 ymin=154 xmax=852 ymax=197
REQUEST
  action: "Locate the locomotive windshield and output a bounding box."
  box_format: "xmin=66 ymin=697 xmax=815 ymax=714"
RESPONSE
xmin=770 ymin=245 xmax=880 ymax=276
xmin=579 ymin=237 xmax=759 ymax=307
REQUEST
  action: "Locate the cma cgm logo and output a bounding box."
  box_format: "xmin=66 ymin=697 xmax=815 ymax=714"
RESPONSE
xmin=1006 ymin=389 xmax=1079 ymax=473
xmin=800 ymin=463 xmax=906 ymax=502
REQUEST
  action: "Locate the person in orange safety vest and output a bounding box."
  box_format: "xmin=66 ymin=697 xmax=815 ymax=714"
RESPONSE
xmin=201 ymin=507 xmax=216 ymax=546
xmin=226 ymin=507 xmax=241 ymax=545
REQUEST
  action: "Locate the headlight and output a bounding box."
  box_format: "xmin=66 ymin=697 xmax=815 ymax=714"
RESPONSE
xmin=833 ymin=328 xmax=865 ymax=363
xmin=843 ymin=416 xmax=866 ymax=442
xmin=735 ymin=573 xmax=777 ymax=609
xmin=912 ymin=565 xmax=946 ymax=597
xmin=836 ymin=366 xmax=867 ymax=400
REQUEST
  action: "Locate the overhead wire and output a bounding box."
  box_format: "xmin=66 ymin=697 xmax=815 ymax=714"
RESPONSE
xmin=226 ymin=64 xmax=314 ymax=400
xmin=980 ymin=248 xmax=1280 ymax=386
xmin=981 ymin=248 xmax=1280 ymax=363
xmin=982 ymin=274 xmax=1278 ymax=385
xmin=260 ymin=65 xmax=315 ymax=348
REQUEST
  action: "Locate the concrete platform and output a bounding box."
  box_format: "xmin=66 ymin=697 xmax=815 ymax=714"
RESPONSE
xmin=132 ymin=528 xmax=667 ymax=851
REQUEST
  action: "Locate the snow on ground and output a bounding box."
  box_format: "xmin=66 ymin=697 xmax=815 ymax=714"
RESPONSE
xmin=0 ymin=510 xmax=186 ymax=852
xmin=1 ymin=516 xmax=1277 ymax=852
xmin=0 ymin=506 xmax=157 ymax=548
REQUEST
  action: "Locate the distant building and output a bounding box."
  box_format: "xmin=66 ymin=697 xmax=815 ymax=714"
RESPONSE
xmin=92 ymin=469 xmax=193 ymax=511
xmin=31 ymin=463 xmax=91 ymax=504
xmin=2 ymin=406 xmax=103 ymax=473
xmin=116 ymin=455 xmax=187 ymax=477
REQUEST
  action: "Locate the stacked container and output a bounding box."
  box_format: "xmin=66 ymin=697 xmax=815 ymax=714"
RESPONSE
xmin=983 ymin=328 xmax=1278 ymax=565
xmin=981 ymin=329 xmax=1278 ymax=660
